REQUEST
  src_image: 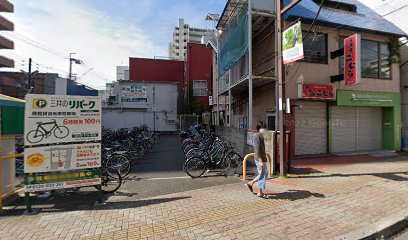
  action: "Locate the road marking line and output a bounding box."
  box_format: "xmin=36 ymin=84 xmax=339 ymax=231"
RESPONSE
xmin=145 ymin=176 xmax=191 ymax=181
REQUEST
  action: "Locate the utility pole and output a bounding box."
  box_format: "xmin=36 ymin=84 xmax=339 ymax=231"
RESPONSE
xmin=248 ymin=0 xmax=253 ymax=129
xmin=277 ymin=0 xmax=302 ymax=177
xmin=28 ymin=58 xmax=32 ymax=90
xmin=69 ymin=53 xmax=74 ymax=81
xmin=153 ymin=86 xmax=156 ymax=132
xmin=69 ymin=53 xmax=82 ymax=81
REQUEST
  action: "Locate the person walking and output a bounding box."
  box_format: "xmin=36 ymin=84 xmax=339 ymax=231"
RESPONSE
xmin=246 ymin=121 xmax=268 ymax=198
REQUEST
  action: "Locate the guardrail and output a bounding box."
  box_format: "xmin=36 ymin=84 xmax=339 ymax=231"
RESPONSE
xmin=242 ymin=153 xmax=272 ymax=180
xmin=0 ymin=153 xmax=23 ymax=210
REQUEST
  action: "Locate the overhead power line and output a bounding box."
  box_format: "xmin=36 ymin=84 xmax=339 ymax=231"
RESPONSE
xmin=4 ymin=31 xmax=112 ymax=83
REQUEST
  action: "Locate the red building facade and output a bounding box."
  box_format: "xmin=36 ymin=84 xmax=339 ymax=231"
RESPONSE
xmin=129 ymin=43 xmax=212 ymax=114
xmin=184 ymin=43 xmax=212 ymax=113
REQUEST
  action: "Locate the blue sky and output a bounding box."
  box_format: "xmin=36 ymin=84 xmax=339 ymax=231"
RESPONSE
xmin=2 ymin=0 xmax=225 ymax=89
xmin=79 ymin=0 xmax=224 ymax=52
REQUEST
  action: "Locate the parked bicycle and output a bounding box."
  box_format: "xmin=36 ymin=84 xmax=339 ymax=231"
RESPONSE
xmin=18 ymin=125 xmax=160 ymax=181
xmin=181 ymin=125 xmax=243 ymax=178
xmin=100 ymin=126 xmax=160 ymax=178
xmin=99 ymin=166 xmax=122 ymax=193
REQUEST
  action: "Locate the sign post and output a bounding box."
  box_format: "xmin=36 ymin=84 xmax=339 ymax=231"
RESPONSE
xmin=24 ymin=94 xmax=102 ymax=212
xmin=278 ymin=0 xmax=303 ymax=177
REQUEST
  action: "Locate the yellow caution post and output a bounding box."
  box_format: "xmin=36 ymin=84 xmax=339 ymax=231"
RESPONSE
xmin=242 ymin=153 xmax=272 ymax=180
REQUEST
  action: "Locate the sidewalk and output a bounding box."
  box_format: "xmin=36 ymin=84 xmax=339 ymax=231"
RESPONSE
xmin=1 ymin=154 xmax=408 ymax=240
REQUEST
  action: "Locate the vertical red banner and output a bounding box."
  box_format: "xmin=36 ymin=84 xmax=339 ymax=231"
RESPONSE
xmin=344 ymin=34 xmax=361 ymax=86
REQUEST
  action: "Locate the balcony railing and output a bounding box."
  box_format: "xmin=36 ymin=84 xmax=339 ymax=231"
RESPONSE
xmin=218 ymin=71 xmax=229 ymax=94
xmin=231 ymin=53 xmax=249 ymax=87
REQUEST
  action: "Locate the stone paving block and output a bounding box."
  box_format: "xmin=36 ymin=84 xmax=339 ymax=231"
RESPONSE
xmin=2 ymin=156 xmax=408 ymax=240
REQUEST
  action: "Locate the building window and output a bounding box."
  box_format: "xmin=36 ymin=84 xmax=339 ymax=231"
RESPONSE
xmin=339 ymin=37 xmax=391 ymax=79
xmin=379 ymin=42 xmax=391 ymax=79
xmin=302 ymin=32 xmax=328 ymax=64
xmin=193 ymin=80 xmax=207 ymax=96
xmin=312 ymin=0 xmax=357 ymax=12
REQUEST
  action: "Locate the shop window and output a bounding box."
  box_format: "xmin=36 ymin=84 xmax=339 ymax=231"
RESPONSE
xmin=302 ymin=32 xmax=328 ymax=64
xmin=193 ymin=80 xmax=208 ymax=96
xmin=339 ymin=37 xmax=391 ymax=79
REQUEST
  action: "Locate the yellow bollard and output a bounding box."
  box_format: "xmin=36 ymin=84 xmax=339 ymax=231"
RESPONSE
xmin=242 ymin=153 xmax=272 ymax=181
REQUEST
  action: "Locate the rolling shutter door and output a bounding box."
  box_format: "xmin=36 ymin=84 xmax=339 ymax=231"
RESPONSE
xmin=331 ymin=107 xmax=382 ymax=152
xmin=356 ymin=107 xmax=382 ymax=151
xmin=332 ymin=107 xmax=357 ymax=153
xmin=295 ymin=101 xmax=327 ymax=155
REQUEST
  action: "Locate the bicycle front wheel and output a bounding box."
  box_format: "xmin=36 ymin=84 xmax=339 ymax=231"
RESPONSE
xmin=184 ymin=157 xmax=206 ymax=178
xmin=223 ymin=152 xmax=243 ymax=175
xmin=100 ymin=168 xmax=122 ymax=193
xmin=106 ymin=154 xmax=131 ymax=178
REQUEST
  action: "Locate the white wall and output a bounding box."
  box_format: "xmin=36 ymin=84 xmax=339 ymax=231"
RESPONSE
xmin=102 ymin=110 xmax=177 ymax=131
xmin=103 ymin=82 xmax=178 ymax=131
xmin=116 ymin=66 xmax=129 ymax=81
xmin=54 ymin=77 xmax=67 ymax=95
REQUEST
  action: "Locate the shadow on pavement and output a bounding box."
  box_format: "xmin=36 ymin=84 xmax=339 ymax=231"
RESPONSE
xmin=289 ymin=167 xmax=323 ymax=175
xmin=0 ymin=189 xmax=190 ymax=217
xmin=266 ymin=190 xmax=325 ymax=201
xmin=291 ymin=171 xmax=408 ymax=182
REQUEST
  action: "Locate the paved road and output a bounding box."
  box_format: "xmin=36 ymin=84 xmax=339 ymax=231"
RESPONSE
xmin=2 ymin=154 xmax=408 ymax=239
xmin=1 ymin=134 xmax=242 ymax=215
xmin=119 ymin=135 xmax=241 ymax=199
xmin=392 ymin=228 xmax=408 ymax=240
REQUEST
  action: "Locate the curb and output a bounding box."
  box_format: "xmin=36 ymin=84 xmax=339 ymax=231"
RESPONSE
xmin=361 ymin=217 xmax=408 ymax=240
xmin=336 ymin=211 xmax=408 ymax=240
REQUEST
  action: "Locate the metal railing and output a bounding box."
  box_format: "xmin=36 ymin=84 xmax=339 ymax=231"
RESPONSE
xmin=218 ymin=71 xmax=230 ymax=94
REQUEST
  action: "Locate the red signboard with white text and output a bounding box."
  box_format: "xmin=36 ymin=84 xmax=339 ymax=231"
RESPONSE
xmin=298 ymin=84 xmax=336 ymax=100
xmin=344 ymin=34 xmax=361 ymax=86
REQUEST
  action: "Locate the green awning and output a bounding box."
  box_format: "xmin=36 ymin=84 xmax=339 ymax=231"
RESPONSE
xmin=0 ymin=94 xmax=25 ymax=134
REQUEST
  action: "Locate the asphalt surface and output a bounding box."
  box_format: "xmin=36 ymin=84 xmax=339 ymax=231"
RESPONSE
xmin=2 ymin=135 xmax=242 ymax=215
xmin=392 ymin=228 xmax=408 ymax=240
xmin=118 ymin=134 xmax=241 ymax=199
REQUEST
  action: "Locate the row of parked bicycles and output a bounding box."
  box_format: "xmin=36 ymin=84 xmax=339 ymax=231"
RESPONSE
xmin=15 ymin=126 xmax=160 ymax=193
xmin=180 ymin=125 xmax=243 ymax=178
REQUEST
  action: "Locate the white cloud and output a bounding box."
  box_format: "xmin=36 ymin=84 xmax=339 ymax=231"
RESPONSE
xmin=4 ymin=0 xmax=162 ymax=89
